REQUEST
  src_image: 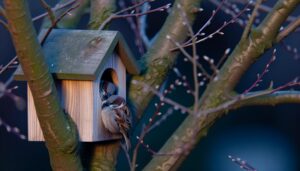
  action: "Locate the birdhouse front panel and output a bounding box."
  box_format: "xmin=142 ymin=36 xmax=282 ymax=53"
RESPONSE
xmin=14 ymin=29 xmax=140 ymax=142
xmin=27 ymin=53 xmax=126 ymax=141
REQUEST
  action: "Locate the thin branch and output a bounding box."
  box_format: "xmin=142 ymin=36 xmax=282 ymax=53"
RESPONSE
xmin=185 ymin=0 xmax=226 ymax=45
xmin=0 ymin=5 xmax=6 ymax=17
xmin=0 ymin=117 xmax=26 ymax=140
xmin=98 ymin=1 xmax=170 ymax=30
xmin=167 ymin=35 xmax=211 ymax=79
xmin=118 ymin=0 xmax=146 ymax=53
xmin=41 ymin=3 xmax=80 ymax=45
xmin=39 ymin=0 xmax=56 ymax=25
xmin=227 ymin=0 xmax=298 ymax=22
xmin=176 ymin=3 xmax=200 ymax=113
xmin=216 ymin=48 xmax=231 ymax=68
xmin=243 ymin=49 xmax=277 ymax=94
xmin=121 ymin=144 xmax=133 ymax=171
xmin=228 ymin=155 xmax=257 ymax=171
xmin=172 ymin=2 xmax=251 ymax=51
xmin=0 ymin=56 xmax=17 ymax=74
xmin=138 ymin=2 xmax=151 ymax=48
xmin=32 ymin=0 xmax=77 ymax=21
xmin=131 ymin=80 xmax=194 ymax=114
xmin=241 ymin=0 xmax=262 ymax=40
xmin=276 ymin=16 xmax=300 ymax=42
xmin=0 ymin=19 xmax=8 ymax=30
xmin=0 ymin=0 xmax=77 ymax=75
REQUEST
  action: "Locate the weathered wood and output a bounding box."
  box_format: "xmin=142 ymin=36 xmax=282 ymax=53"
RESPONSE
xmin=14 ymin=29 xmax=140 ymax=81
xmin=28 ymin=53 xmax=127 ymax=141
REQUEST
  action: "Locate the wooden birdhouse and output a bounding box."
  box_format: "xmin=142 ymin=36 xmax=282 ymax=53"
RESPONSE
xmin=14 ymin=29 xmax=140 ymax=142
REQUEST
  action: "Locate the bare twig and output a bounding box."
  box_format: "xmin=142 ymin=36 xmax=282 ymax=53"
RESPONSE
xmin=0 ymin=5 xmax=6 ymax=17
xmin=133 ymin=80 xmax=193 ymax=114
xmin=228 ymin=155 xmax=257 ymax=171
xmin=41 ymin=3 xmax=80 ymax=45
xmin=241 ymin=0 xmax=262 ymax=40
xmin=167 ymin=35 xmax=211 ymax=79
xmin=121 ymin=144 xmax=133 ymax=171
xmin=39 ymin=0 xmax=56 ymax=25
xmin=172 ymin=1 xmax=251 ymax=51
xmin=98 ymin=0 xmax=170 ymax=30
xmin=243 ymin=49 xmax=277 ymax=94
xmin=276 ymin=16 xmax=300 ymax=42
xmin=281 ymin=41 xmax=299 ymax=60
xmin=32 ymin=0 xmax=77 ymax=21
xmin=138 ymin=1 xmax=151 ymax=48
xmin=185 ymin=0 xmax=226 ymax=45
xmin=209 ymin=0 xmax=246 ymax=26
xmin=0 ymin=117 xmax=26 ymax=140
xmin=0 ymin=19 xmax=8 ymax=30
xmin=176 ymin=3 xmax=200 ymax=113
xmin=118 ymin=0 xmax=146 ymax=53
xmin=226 ymin=0 xmax=298 ymax=22
xmin=0 ymin=0 xmax=78 ymax=75
xmin=0 ymin=56 xmax=17 ymax=74
xmin=216 ymin=48 xmax=231 ymax=68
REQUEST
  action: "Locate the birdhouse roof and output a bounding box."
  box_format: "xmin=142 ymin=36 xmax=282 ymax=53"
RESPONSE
xmin=14 ymin=29 xmax=141 ymax=81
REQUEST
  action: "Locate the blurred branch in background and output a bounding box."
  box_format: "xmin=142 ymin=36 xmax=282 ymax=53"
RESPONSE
xmin=0 ymin=75 xmax=26 ymax=139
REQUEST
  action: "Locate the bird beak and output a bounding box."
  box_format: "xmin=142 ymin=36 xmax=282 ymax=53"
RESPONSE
xmin=114 ymin=102 xmax=125 ymax=109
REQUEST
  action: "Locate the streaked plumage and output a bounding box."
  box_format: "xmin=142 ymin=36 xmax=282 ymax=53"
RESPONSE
xmin=100 ymin=81 xmax=131 ymax=151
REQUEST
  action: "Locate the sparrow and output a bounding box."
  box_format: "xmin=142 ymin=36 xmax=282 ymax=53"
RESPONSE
xmin=101 ymin=95 xmax=132 ymax=151
xmin=100 ymin=80 xmax=131 ymax=150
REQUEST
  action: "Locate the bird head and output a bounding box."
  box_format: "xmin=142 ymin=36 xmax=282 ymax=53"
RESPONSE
xmin=100 ymin=80 xmax=118 ymax=101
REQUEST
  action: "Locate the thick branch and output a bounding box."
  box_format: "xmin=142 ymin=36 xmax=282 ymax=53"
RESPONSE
xmin=129 ymin=0 xmax=203 ymax=118
xmin=85 ymin=1 xmax=120 ymax=170
xmin=4 ymin=0 xmax=82 ymax=170
xmin=144 ymin=0 xmax=300 ymax=170
xmin=237 ymin=90 xmax=300 ymax=107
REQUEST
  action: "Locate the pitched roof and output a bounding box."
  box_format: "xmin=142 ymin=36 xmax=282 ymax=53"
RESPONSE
xmin=14 ymin=29 xmax=140 ymax=81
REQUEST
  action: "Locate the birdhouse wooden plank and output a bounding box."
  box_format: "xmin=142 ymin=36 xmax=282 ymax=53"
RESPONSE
xmin=14 ymin=29 xmax=140 ymax=142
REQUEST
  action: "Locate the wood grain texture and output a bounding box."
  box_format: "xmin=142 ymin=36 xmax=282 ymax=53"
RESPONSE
xmin=28 ymin=53 xmax=126 ymax=141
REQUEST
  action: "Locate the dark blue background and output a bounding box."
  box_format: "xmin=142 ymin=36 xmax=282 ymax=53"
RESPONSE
xmin=1 ymin=1 xmax=300 ymax=171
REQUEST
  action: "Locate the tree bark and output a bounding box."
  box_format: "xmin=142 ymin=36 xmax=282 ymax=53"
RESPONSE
xmin=143 ymin=0 xmax=300 ymax=170
xmin=4 ymin=0 xmax=82 ymax=170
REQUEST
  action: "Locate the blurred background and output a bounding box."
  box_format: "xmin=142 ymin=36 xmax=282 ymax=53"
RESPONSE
xmin=0 ymin=0 xmax=300 ymax=170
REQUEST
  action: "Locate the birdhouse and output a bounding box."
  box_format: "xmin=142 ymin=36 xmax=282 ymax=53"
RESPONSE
xmin=14 ymin=29 xmax=140 ymax=142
